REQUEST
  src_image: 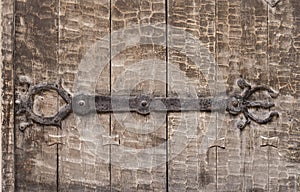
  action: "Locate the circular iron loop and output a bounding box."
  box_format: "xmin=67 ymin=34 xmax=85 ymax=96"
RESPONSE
xmin=26 ymin=83 xmax=72 ymax=126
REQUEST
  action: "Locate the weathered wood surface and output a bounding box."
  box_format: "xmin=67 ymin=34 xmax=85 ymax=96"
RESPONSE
xmin=167 ymin=0 xmax=217 ymax=191
xmin=58 ymin=0 xmax=111 ymax=191
xmin=14 ymin=0 xmax=59 ymax=191
xmin=110 ymin=0 xmax=167 ymax=191
xmin=1 ymin=0 xmax=299 ymax=191
xmin=2 ymin=0 xmax=15 ymax=191
xmin=215 ymin=0 xmax=271 ymax=190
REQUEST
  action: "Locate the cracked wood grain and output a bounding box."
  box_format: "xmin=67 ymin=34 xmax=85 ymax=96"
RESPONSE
xmin=240 ymin=0 xmax=270 ymax=191
xmin=2 ymin=0 xmax=15 ymax=191
xmin=58 ymin=0 xmax=111 ymax=191
xmin=2 ymin=0 xmax=300 ymax=191
xmin=14 ymin=0 xmax=59 ymax=191
xmin=215 ymin=0 xmax=271 ymax=191
xmin=110 ymin=0 xmax=167 ymax=191
xmin=267 ymin=0 xmax=300 ymax=191
xmin=167 ymin=0 xmax=218 ymax=191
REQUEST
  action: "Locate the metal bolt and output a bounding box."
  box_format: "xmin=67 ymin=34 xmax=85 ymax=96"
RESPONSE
xmin=78 ymin=100 xmax=85 ymax=107
xmin=232 ymin=100 xmax=238 ymax=107
xmin=141 ymin=100 xmax=148 ymax=107
xmin=19 ymin=122 xmax=31 ymax=131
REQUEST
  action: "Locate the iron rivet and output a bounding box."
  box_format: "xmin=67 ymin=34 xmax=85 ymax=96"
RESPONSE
xmin=78 ymin=100 xmax=85 ymax=107
xmin=141 ymin=100 xmax=148 ymax=107
xmin=232 ymin=100 xmax=238 ymax=107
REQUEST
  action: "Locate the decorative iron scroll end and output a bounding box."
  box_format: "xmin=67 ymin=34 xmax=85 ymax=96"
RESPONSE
xmin=17 ymin=78 xmax=279 ymax=130
xmin=16 ymin=80 xmax=72 ymax=129
xmin=18 ymin=122 xmax=33 ymax=131
xmin=227 ymin=79 xmax=279 ymax=130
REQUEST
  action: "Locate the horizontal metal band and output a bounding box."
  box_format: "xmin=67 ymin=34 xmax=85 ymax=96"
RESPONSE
xmin=72 ymin=94 xmax=228 ymax=116
xmin=16 ymin=79 xmax=279 ymax=130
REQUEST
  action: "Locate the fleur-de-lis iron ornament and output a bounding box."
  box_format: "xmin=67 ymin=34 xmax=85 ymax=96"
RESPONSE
xmin=16 ymin=79 xmax=279 ymax=130
xmin=226 ymin=79 xmax=279 ymax=129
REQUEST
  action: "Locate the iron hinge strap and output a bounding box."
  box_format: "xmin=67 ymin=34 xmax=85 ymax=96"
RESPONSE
xmin=72 ymin=95 xmax=225 ymax=116
xmin=16 ymin=79 xmax=279 ymax=130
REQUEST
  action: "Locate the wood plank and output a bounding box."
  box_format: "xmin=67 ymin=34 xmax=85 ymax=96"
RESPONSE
xmin=58 ymin=0 xmax=111 ymax=191
xmin=2 ymin=0 xmax=16 ymax=190
xmin=240 ymin=1 xmax=269 ymax=190
xmin=268 ymin=0 xmax=300 ymax=191
xmin=14 ymin=0 xmax=59 ymax=191
xmin=167 ymin=0 xmax=217 ymax=191
xmin=7 ymin=0 xmax=299 ymax=191
xmin=215 ymin=0 xmax=270 ymax=191
xmin=215 ymin=1 xmax=241 ymax=190
xmin=110 ymin=0 xmax=167 ymax=191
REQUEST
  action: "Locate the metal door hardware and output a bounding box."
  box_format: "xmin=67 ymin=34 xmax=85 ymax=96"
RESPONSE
xmin=206 ymin=137 xmax=226 ymax=163
xmin=102 ymin=135 xmax=120 ymax=146
xmin=16 ymin=79 xmax=279 ymax=130
xmin=46 ymin=134 xmax=66 ymax=146
xmin=208 ymin=137 xmax=226 ymax=149
xmin=260 ymin=136 xmax=279 ymax=148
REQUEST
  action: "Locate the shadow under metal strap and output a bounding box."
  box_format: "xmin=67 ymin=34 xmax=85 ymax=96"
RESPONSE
xmin=16 ymin=79 xmax=279 ymax=130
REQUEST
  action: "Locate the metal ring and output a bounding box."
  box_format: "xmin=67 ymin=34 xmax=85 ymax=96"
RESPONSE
xmin=26 ymin=82 xmax=72 ymax=126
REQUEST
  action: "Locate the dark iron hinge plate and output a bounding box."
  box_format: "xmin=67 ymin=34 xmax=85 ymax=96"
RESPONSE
xmin=16 ymin=79 xmax=279 ymax=130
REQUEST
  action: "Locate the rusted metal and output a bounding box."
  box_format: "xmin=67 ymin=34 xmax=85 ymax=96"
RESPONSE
xmin=16 ymin=79 xmax=279 ymax=130
xmin=16 ymin=81 xmax=72 ymax=127
xmin=227 ymin=79 xmax=279 ymax=129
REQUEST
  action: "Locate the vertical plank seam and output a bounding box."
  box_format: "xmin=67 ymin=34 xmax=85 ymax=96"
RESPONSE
xmin=240 ymin=3 xmax=245 ymax=191
xmin=214 ymin=0 xmax=218 ymax=191
xmin=267 ymin=3 xmax=270 ymax=192
xmin=165 ymin=0 xmax=169 ymax=191
xmin=0 ymin=0 xmax=2 ymax=189
xmin=12 ymin=0 xmax=17 ymax=191
xmin=57 ymin=0 xmax=61 ymax=191
xmin=109 ymin=0 xmax=112 ymax=191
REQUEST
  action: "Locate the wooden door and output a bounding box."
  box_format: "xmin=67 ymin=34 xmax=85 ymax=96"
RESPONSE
xmin=2 ymin=0 xmax=299 ymax=191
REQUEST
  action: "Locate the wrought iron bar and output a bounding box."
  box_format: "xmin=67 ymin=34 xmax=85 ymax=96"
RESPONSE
xmin=16 ymin=79 xmax=279 ymax=130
